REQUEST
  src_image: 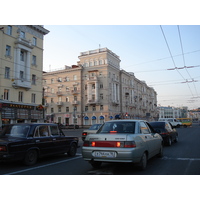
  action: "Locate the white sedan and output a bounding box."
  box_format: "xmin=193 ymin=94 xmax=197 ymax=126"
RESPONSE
xmin=82 ymin=120 xmax=163 ymax=170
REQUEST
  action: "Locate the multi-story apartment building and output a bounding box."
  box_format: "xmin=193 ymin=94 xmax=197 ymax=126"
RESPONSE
xmin=0 ymin=25 xmax=49 ymax=125
xmin=43 ymin=48 xmax=158 ymax=126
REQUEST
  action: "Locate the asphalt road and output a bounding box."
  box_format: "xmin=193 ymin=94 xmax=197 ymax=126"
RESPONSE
xmin=1 ymin=124 xmax=200 ymax=175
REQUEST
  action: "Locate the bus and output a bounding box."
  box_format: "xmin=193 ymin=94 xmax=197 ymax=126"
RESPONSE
xmin=177 ymin=118 xmax=192 ymax=127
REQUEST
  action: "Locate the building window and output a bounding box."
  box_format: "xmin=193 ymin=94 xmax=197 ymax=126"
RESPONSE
xmin=66 ymin=107 xmax=69 ymax=112
xmin=32 ymin=55 xmax=36 ymax=65
xmin=20 ymin=50 xmax=25 ymax=61
xmin=99 ymin=60 xmax=103 ymax=65
xmin=74 ymin=86 xmax=77 ymax=91
xmin=74 ymin=106 xmax=77 ymax=111
xmin=51 ymin=78 xmax=54 ymax=83
xmin=73 ymin=75 xmax=77 ymax=80
xmin=58 ymin=106 xmax=61 ymax=113
xmin=58 ymin=77 xmax=62 ymax=82
xmin=31 ymin=93 xmax=36 ymax=103
xmin=32 ymin=37 xmax=37 ymax=46
xmin=18 ymin=91 xmax=23 ymax=102
xmin=32 ymin=74 xmax=36 ymax=85
xmin=51 ymin=88 xmax=54 ymax=93
xmin=51 ymin=98 xmax=54 ymax=103
xmin=20 ymin=31 xmax=25 ymax=38
xmin=66 ymin=87 xmax=70 ymax=92
xmin=94 ymin=60 xmax=98 ymax=66
xmin=4 ymin=89 xmax=9 ymax=100
xmin=100 ymin=83 xmax=103 ymax=89
xmin=7 ymin=26 xmax=12 ymax=35
xmin=85 ymin=106 xmax=88 ymax=111
xmin=66 ymin=97 xmax=69 ymax=102
xmin=92 ymin=106 xmax=96 ymax=111
xmin=65 ymin=77 xmax=70 ymax=81
xmin=74 ymin=96 xmax=77 ymax=101
xmin=20 ymin=71 xmax=24 ymax=80
xmin=6 ymin=45 xmax=11 ymax=56
xmin=100 ymin=93 xmax=103 ymax=99
xmin=89 ymin=61 xmax=93 ymax=66
xmin=51 ymin=108 xmax=54 ymax=113
xmin=100 ymin=105 xmax=104 ymax=110
xmin=5 ymin=67 xmax=10 ymax=79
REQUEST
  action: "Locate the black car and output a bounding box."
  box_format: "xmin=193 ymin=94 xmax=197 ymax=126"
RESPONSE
xmin=149 ymin=121 xmax=178 ymax=146
xmin=0 ymin=123 xmax=79 ymax=165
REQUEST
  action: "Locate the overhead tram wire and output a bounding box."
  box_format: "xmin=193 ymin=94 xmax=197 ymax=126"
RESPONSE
xmin=177 ymin=25 xmax=199 ymax=97
xmin=160 ymin=25 xmax=194 ymax=97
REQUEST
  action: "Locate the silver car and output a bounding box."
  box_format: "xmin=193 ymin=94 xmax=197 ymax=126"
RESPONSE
xmin=82 ymin=120 xmax=163 ymax=170
xmin=82 ymin=124 xmax=102 ymax=141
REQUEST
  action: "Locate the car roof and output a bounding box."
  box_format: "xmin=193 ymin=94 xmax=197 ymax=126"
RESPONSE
xmin=104 ymin=119 xmax=147 ymax=123
xmin=5 ymin=123 xmax=57 ymax=126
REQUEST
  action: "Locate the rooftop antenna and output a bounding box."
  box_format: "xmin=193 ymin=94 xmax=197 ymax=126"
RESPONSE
xmin=99 ymin=44 xmax=101 ymax=49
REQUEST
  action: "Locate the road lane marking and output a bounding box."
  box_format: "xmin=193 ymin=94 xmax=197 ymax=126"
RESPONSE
xmin=4 ymin=154 xmax=82 ymax=175
xmin=162 ymin=156 xmax=200 ymax=161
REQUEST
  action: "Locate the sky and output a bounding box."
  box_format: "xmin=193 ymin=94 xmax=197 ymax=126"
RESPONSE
xmin=43 ymin=25 xmax=200 ymax=110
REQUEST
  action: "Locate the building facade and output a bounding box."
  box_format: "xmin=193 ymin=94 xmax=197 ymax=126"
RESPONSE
xmin=43 ymin=48 xmax=158 ymax=126
xmin=0 ymin=25 xmax=49 ymax=125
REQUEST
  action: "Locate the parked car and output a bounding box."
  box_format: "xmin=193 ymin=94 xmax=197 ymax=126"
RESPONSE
xmin=82 ymin=124 xmax=102 ymax=141
xmin=60 ymin=124 xmax=79 ymax=129
xmin=158 ymin=118 xmax=182 ymax=128
xmin=0 ymin=123 xmax=79 ymax=165
xmin=82 ymin=120 xmax=163 ymax=170
xmin=149 ymin=121 xmax=178 ymax=146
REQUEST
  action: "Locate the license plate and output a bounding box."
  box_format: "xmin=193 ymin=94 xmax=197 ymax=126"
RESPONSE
xmin=92 ymin=151 xmax=116 ymax=158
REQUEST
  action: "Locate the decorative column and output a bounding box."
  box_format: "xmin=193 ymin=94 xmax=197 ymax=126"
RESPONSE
xmin=15 ymin=48 xmax=21 ymax=78
xmin=95 ymin=81 xmax=98 ymax=101
xmin=26 ymin=51 xmax=31 ymax=81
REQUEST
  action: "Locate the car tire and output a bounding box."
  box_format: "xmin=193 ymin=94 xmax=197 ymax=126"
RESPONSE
xmin=23 ymin=150 xmax=38 ymax=166
xmin=67 ymin=143 xmax=77 ymax=157
xmin=138 ymin=152 xmax=147 ymax=170
xmin=90 ymin=161 xmax=102 ymax=169
xmin=174 ymin=135 xmax=178 ymax=143
xmin=157 ymin=144 xmax=163 ymax=158
xmin=167 ymin=137 xmax=172 ymax=146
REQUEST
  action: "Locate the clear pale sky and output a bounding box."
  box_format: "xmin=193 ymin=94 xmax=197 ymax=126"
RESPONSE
xmin=43 ymin=25 xmax=200 ymax=110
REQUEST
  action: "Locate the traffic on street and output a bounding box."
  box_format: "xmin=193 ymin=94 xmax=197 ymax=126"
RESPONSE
xmin=0 ymin=123 xmax=200 ymax=175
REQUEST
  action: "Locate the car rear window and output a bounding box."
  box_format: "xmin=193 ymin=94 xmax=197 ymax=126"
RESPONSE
xmin=0 ymin=125 xmax=30 ymax=138
xmin=97 ymin=122 xmax=135 ymax=134
xmin=89 ymin=124 xmax=101 ymax=130
xmin=150 ymin=122 xmax=165 ymax=128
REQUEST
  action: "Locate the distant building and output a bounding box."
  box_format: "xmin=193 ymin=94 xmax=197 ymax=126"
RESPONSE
xmin=0 ymin=25 xmax=49 ymax=125
xmin=43 ymin=48 xmax=158 ymax=126
xmin=158 ymin=106 xmax=189 ymax=119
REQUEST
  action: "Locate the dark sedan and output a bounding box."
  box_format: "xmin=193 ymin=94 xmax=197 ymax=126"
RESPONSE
xmin=149 ymin=121 xmax=178 ymax=146
xmin=0 ymin=123 xmax=79 ymax=165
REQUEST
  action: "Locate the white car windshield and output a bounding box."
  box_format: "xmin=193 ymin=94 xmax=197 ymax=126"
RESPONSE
xmin=97 ymin=122 xmax=136 ymax=134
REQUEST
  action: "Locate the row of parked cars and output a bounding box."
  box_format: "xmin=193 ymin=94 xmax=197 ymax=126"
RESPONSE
xmin=0 ymin=119 xmax=178 ymax=170
xmin=82 ymin=120 xmax=178 ymax=170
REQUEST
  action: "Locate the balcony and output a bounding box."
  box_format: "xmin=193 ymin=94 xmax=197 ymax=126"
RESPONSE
xmin=12 ymin=79 xmax=31 ymax=90
xmin=87 ymin=76 xmax=97 ymax=81
xmin=72 ymin=101 xmax=79 ymax=105
xmin=111 ymin=100 xmax=120 ymax=106
xmin=56 ymin=91 xmax=64 ymax=96
xmin=56 ymin=101 xmax=63 ymax=106
xmin=71 ymin=90 xmax=80 ymax=95
xmin=87 ymin=99 xmax=99 ymax=105
xmin=44 ymin=103 xmax=49 ymax=107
